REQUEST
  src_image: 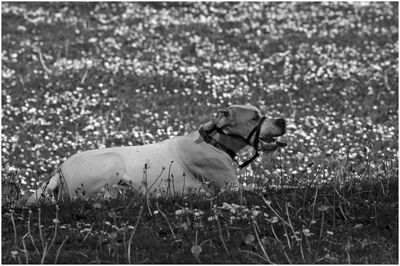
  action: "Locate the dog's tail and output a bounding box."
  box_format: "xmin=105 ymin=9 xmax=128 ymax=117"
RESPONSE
xmin=25 ymin=169 xmax=64 ymax=206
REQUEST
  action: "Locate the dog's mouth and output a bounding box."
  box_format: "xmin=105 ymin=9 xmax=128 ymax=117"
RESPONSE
xmin=258 ymin=135 xmax=287 ymax=152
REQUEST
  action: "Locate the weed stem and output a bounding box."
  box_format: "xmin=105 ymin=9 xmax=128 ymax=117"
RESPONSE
xmin=47 ymin=205 xmax=60 ymax=253
xmin=10 ymin=210 xmax=17 ymax=246
xmin=253 ymin=222 xmax=272 ymax=263
xmin=21 ymin=235 xmax=29 ymax=263
xmin=54 ymin=236 xmax=69 ymax=263
xmin=127 ymin=206 xmax=143 ymax=264
xmin=155 ymin=202 xmax=176 ymax=239
xmin=214 ymin=214 xmax=229 ymax=254
xmin=38 ymin=208 xmax=45 ymax=252
xmin=27 ymin=209 xmax=40 ymax=255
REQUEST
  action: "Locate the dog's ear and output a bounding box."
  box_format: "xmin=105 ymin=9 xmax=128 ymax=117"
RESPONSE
xmin=213 ymin=108 xmax=233 ymax=128
xmin=254 ymin=104 xmax=265 ymax=116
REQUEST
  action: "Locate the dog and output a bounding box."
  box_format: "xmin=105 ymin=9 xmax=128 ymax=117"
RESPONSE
xmin=26 ymin=104 xmax=286 ymax=204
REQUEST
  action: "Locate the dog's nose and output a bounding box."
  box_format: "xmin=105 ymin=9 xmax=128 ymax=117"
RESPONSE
xmin=275 ymin=119 xmax=286 ymax=130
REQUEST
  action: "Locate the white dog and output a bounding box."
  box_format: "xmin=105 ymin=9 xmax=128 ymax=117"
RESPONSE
xmin=26 ymin=105 xmax=286 ymax=204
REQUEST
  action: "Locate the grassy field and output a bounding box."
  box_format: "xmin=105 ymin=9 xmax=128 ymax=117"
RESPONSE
xmin=2 ymin=2 xmax=398 ymax=264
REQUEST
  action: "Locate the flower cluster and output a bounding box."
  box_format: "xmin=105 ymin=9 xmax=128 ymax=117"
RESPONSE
xmin=211 ymin=202 xmax=262 ymax=224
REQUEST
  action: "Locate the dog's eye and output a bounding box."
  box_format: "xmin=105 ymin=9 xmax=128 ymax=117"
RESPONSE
xmin=251 ymin=111 xmax=261 ymax=121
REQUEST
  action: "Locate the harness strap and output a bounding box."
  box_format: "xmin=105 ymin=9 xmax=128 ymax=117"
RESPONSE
xmin=199 ymin=127 xmax=238 ymax=161
xmin=245 ymin=116 xmax=266 ymax=147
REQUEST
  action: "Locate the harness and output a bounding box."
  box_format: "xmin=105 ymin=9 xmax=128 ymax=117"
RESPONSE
xmin=199 ymin=116 xmax=266 ymax=169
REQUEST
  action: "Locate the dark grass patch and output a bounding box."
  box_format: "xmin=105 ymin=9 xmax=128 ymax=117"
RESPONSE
xmin=2 ymin=177 xmax=397 ymax=264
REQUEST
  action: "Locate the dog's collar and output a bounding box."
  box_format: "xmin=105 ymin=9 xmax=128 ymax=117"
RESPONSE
xmin=198 ymin=116 xmax=266 ymax=169
xmin=198 ymin=127 xmax=238 ymax=161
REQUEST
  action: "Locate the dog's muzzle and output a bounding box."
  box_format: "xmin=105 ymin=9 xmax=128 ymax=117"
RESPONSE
xmin=255 ymin=118 xmax=287 ymax=153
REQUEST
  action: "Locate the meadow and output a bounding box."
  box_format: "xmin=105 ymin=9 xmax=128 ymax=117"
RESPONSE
xmin=2 ymin=2 xmax=398 ymax=263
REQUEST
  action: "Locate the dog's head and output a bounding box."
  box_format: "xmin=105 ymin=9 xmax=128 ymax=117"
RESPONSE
xmin=213 ymin=104 xmax=286 ymax=152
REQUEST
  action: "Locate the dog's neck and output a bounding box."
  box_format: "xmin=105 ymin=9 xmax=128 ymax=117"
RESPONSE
xmin=202 ymin=122 xmax=248 ymax=153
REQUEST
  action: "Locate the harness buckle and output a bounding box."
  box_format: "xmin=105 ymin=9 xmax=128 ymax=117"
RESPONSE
xmin=233 ymin=155 xmax=240 ymax=165
xmin=203 ymin=134 xmax=213 ymax=143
